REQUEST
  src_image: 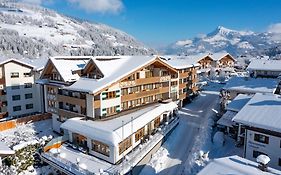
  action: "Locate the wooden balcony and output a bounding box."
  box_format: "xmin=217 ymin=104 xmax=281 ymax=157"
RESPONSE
xmin=179 ymin=72 xmax=189 ymax=79
xmin=57 ymin=95 xmax=86 ymax=108
xmin=121 ymin=86 xmax=169 ymax=101
xmin=58 ymin=108 xmax=85 ymax=119
xmin=179 ymin=83 xmax=186 ymax=90
xmin=120 ymin=76 xmax=171 ymax=88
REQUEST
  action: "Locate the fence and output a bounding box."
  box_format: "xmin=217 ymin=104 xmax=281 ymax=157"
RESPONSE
xmin=0 ymin=113 xmax=51 ymax=131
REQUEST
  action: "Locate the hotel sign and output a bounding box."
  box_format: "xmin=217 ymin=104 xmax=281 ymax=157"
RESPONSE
xmin=160 ymin=76 xmax=170 ymax=82
xmin=120 ymin=81 xmax=136 ymax=88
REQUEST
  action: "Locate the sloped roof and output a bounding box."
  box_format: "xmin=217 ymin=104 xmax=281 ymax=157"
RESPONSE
xmin=223 ymin=77 xmax=277 ymax=94
xmin=226 ymin=94 xmax=252 ymax=112
xmin=232 ymin=93 xmax=281 ymax=133
xmin=49 ymin=56 xmax=91 ymax=82
xmin=61 ymin=102 xmax=178 ymax=146
xmin=0 ymin=58 xmax=35 ymax=69
xmin=247 ymin=59 xmax=281 ymax=72
xmin=209 ymin=52 xmax=235 ymax=61
xmin=64 ymin=55 xmax=176 ymax=94
xmin=198 ymin=155 xmax=281 ymax=175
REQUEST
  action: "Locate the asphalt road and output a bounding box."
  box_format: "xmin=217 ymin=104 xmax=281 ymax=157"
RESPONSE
xmin=157 ymin=91 xmax=219 ymax=175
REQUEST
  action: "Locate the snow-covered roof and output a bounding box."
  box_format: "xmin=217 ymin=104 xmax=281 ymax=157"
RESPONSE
xmin=160 ymin=55 xmax=200 ymax=69
xmin=0 ymin=58 xmax=35 ymax=69
xmin=226 ymin=94 xmax=252 ymax=112
xmin=223 ymin=77 xmax=277 ymax=94
xmin=232 ymin=93 xmax=281 ymax=133
xmin=198 ymin=155 xmax=281 ymax=175
xmin=247 ymin=59 xmax=281 ymax=72
xmin=20 ymin=58 xmax=48 ymax=71
xmin=209 ymin=52 xmax=235 ymax=61
xmin=217 ymin=111 xmax=237 ymax=127
xmin=61 ymin=102 xmax=178 ymax=146
xmin=50 ymin=56 xmax=91 ymax=82
xmin=64 ymin=55 xmax=164 ymax=93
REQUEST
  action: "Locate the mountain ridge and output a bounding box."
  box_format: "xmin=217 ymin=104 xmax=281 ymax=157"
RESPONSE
xmin=164 ymin=26 xmax=281 ymax=59
xmin=0 ymin=3 xmax=155 ymax=60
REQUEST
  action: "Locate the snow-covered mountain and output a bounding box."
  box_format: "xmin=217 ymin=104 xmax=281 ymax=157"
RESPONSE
xmin=164 ymin=26 xmax=281 ymax=58
xmin=0 ymin=3 xmax=154 ymax=60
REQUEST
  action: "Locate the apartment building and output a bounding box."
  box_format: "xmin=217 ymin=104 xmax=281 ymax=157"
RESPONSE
xmin=161 ymin=56 xmax=199 ymax=105
xmin=39 ymin=55 xmax=187 ymax=165
xmin=233 ymin=93 xmax=281 ymax=170
xmin=0 ymin=59 xmax=42 ymax=119
xmin=247 ymin=59 xmax=281 ymax=78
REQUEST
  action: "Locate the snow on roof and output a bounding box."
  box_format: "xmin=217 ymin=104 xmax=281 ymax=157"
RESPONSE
xmin=61 ymin=102 xmax=178 ymax=146
xmin=232 ymin=93 xmax=281 ymax=133
xmin=0 ymin=142 xmax=15 ymax=155
xmin=0 ymin=58 xmax=35 ymax=69
xmin=19 ymin=58 xmax=48 ymax=71
xmin=217 ymin=110 xmax=237 ymax=127
xmin=64 ymin=55 xmax=157 ymax=93
xmin=209 ymin=52 xmax=234 ymax=61
xmin=198 ymin=155 xmax=281 ymax=175
xmin=247 ymin=59 xmax=281 ymax=72
xmin=226 ymin=94 xmax=252 ymax=112
xmin=160 ymin=55 xmax=200 ymax=69
xmin=223 ymin=77 xmax=277 ymax=94
xmin=50 ymin=56 xmax=91 ymax=82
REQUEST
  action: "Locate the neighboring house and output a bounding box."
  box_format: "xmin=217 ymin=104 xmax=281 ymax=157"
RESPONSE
xmin=222 ymin=77 xmax=277 ymax=99
xmin=0 ymin=59 xmax=43 ymax=119
xmin=217 ymin=94 xmax=252 ymax=138
xmin=186 ymin=52 xmax=235 ymax=77
xmin=160 ymin=56 xmax=200 ymax=105
xmin=232 ymin=93 xmax=281 ymax=170
xmin=247 ymin=59 xmax=281 ymax=78
xmin=198 ymin=155 xmax=281 ymax=175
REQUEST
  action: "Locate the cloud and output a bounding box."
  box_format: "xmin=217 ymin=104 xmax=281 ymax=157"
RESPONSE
xmin=268 ymin=23 xmax=281 ymax=34
xmin=67 ymin=0 xmax=124 ymax=14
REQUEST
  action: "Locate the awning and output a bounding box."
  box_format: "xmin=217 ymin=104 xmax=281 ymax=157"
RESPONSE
xmin=217 ymin=111 xmax=237 ymax=127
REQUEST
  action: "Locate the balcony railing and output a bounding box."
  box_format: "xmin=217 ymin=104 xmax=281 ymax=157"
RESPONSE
xmin=57 ymin=95 xmax=86 ymax=108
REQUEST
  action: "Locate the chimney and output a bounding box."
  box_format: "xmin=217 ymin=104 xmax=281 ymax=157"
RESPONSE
xmin=256 ymin=155 xmax=270 ymax=172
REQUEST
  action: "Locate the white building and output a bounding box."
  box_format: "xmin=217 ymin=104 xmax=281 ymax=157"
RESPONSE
xmin=0 ymin=59 xmax=43 ymax=119
xmin=233 ymin=93 xmax=281 ymax=170
xmin=247 ymin=59 xmax=281 ymax=78
xmin=198 ymin=155 xmax=281 ymax=175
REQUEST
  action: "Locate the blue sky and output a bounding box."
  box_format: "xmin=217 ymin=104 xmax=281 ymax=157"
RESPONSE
xmin=41 ymin=0 xmax=281 ymax=47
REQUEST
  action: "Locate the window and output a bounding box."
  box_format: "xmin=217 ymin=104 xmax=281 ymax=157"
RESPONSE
xmin=13 ymin=106 xmax=21 ymax=112
xmin=135 ymin=127 xmax=144 ymax=142
xmin=11 ymin=85 xmax=20 ymax=90
xmin=23 ymin=72 xmax=32 ymax=77
xmin=12 ymin=95 xmax=21 ymax=101
xmin=102 ymin=91 xmax=116 ymax=100
xmin=24 ymin=83 xmax=32 ymax=88
xmin=26 ymin=103 xmax=33 ymax=109
xmin=279 ymin=158 xmax=281 ymax=167
xmin=11 ymin=72 xmax=19 ymax=78
xmin=92 ymin=140 xmax=110 ymax=157
xmin=253 ymin=150 xmax=267 ymax=158
xmin=254 ymin=133 xmax=269 ymax=144
xmin=119 ymin=136 xmax=132 ymax=155
xmin=154 ymin=116 xmax=161 ymax=128
xmin=25 ymin=93 xmax=33 ymax=99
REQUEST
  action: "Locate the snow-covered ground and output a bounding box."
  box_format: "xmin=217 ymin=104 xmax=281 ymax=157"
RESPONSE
xmin=0 ymin=119 xmax=57 ymax=148
xmin=140 ymin=82 xmax=243 ymax=175
xmin=0 ymin=119 xmax=59 ymax=175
